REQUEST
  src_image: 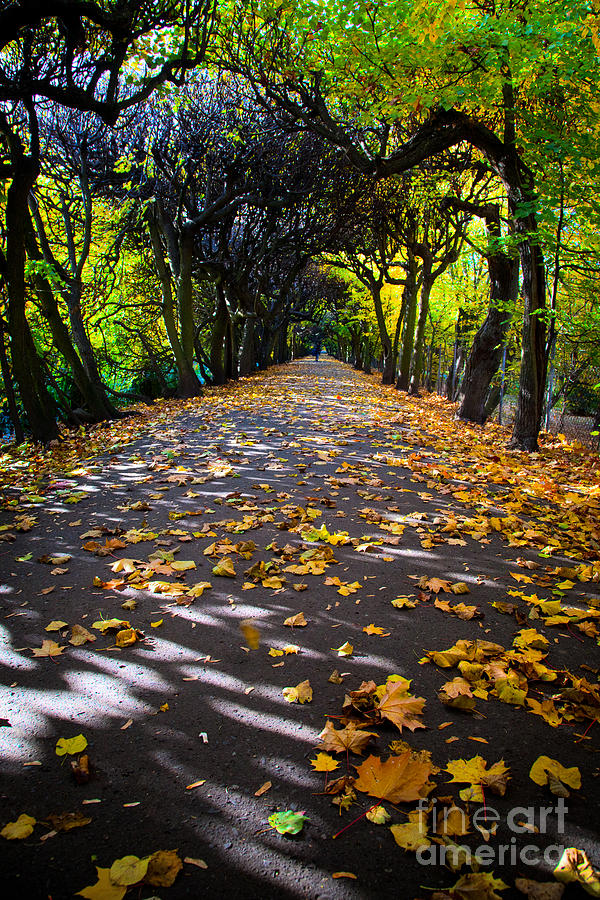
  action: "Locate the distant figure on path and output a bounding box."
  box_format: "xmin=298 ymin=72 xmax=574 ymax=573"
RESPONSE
xmin=314 ymin=343 xmax=321 ymax=361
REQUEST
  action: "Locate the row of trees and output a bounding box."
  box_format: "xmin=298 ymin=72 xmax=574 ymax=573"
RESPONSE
xmin=1 ymin=1 xmax=599 ymax=450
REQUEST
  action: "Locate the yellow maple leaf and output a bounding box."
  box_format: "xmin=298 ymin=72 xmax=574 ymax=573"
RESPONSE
xmin=31 ymin=639 xmax=65 ymax=657
xmin=310 ymin=752 xmax=340 ymax=773
xmin=363 ymin=624 xmax=388 ymax=635
xmin=445 ymin=756 xmax=510 ymax=801
xmin=76 ymin=867 xmax=127 ymax=900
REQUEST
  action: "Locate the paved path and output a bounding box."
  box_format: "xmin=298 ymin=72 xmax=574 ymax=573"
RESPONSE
xmin=1 ymin=358 xmax=598 ymax=899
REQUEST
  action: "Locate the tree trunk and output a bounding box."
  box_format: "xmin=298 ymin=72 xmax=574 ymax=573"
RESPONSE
xmin=408 ymin=277 xmax=432 ymax=395
xmin=509 ymin=229 xmax=547 ymax=450
xmin=239 ymin=316 xmax=256 ymax=377
xmin=4 ymin=147 xmax=58 ymax=442
xmin=210 ymin=283 xmax=229 ymax=385
xmin=396 ymin=252 xmax=418 ymax=391
xmin=458 ymin=253 xmax=519 ymax=424
xmin=371 ymin=282 xmax=394 ymax=384
xmin=0 ymin=314 xmax=24 ymax=443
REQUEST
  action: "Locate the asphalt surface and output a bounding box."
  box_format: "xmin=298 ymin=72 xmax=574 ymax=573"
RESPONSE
xmin=0 ymin=357 xmax=598 ymax=900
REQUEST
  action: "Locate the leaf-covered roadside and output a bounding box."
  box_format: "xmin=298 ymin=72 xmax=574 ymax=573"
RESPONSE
xmin=1 ymin=358 xmax=600 ymax=899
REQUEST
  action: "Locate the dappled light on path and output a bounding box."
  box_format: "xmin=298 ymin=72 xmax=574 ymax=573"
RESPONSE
xmin=1 ymin=358 xmax=600 ymax=898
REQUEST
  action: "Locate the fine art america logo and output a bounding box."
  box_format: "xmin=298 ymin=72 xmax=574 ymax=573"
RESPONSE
xmin=415 ymin=797 xmax=568 ymax=867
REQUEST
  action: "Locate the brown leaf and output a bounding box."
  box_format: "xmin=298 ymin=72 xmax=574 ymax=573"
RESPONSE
xmin=31 ymin=640 xmax=65 ymax=657
xmin=47 ymin=811 xmax=91 ymax=832
xmin=144 ymin=849 xmax=183 ymax=887
xmin=317 ymin=721 xmax=377 ymax=756
xmin=283 ymin=612 xmax=307 ymax=627
xmin=354 ymin=751 xmax=435 ymax=803
xmin=377 ymin=682 xmax=426 ymax=732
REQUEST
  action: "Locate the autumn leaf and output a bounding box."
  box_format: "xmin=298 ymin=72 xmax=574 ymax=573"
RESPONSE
xmin=366 ymin=805 xmax=390 ymax=824
xmin=310 ymin=752 xmax=340 ymax=773
xmin=187 ymin=581 xmax=212 ymax=597
xmin=239 ymin=619 xmax=260 ymax=649
xmin=76 ymin=867 xmax=127 ymax=900
xmin=391 ymin=596 xmax=417 ymax=608
xmin=268 ymin=810 xmax=308 ymax=835
xmin=115 ymin=628 xmax=138 ymax=648
xmin=363 ymin=624 xmax=389 ymax=635
xmin=32 ymin=639 xmax=65 ymax=657
xmin=317 ymin=721 xmax=377 ymax=756
xmin=56 ymin=734 xmax=88 ymax=756
xmin=435 ymin=871 xmax=508 ymax=900
xmin=254 ymin=781 xmax=272 ymax=797
xmin=354 ymin=751 xmax=435 ymax=803
xmin=91 ymin=618 xmax=129 ymax=632
xmin=170 ymin=560 xmax=196 ymax=572
xmin=529 ymin=756 xmax=581 ymax=796
xmin=445 ymin=756 xmax=510 ymax=801
xmin=45 ymin=620 xmax=68 ymax=632
xmin=212 ymin=557 xmax=236 ymax=577
xmin=284 ymin=612 xmax=307 ymax=627
xmin=1 ymin=814 xmax=36 ymax=840
xmin=554 ymin=848 xmax=600 ymax=897
xmin=69 ymin=624 xmax=96 ymax=646
xmin=331 ymin=641 xmax=353 ymax=657
xmin=282 ymin=679 xmax=312 ymax=704
xmin=377 ymin=681 xmax=426 ymax=733
xmin=390 ymin=809 xmax=430 ymax=852
xmin=109 ymin=855 xmax=150 ymax=886
xmin=418 ymin=576 xmax=453 ymax=593
xmin=144 ymin=849 xmax=183 ymax=887
xmin=47 ymin=811 xmax=92 ymax=832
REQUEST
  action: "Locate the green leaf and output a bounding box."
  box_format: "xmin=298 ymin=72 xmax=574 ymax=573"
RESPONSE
xmin=268 ymin=810 xmax=308 ymax=835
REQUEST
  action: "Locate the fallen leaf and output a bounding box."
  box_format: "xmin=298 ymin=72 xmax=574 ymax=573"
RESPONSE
xmin=366 ymin=805 xmax=391 ymax=824
xmin=317 ymin=721 xmax=377 ymax=755
xmin=1 ymin=813 xmax=36 ymax=840
xmin=268 ymin=810 xmax=308 ymax=835
xmin=145 ymin=849 xmax=183 ymax=887
xmin=47 ymin=812 xmax=91 ymax=832
xmin=69 ymin=624 xmax=96 ymax=646
xmin=45 ymin=620 xmax=68 ymax=632
xmin=354 ymin=752 xmax=435 ymax=803
xmin=240 ymin=619 xmax=260 ymax=649
xmin=56 ymin=734 xmax=88 ymax=756
xmin=109 ymin=854 xmax=150 ymax=886
xmin=554 ymin=847 xmax=600 ymax=897
xmin=445 ymin=756 xmax=510 ymax=801
xmin=377 ymin=681 xmax=427 ymax=733
xmin=310 ymin=753 xmax=340 ymax=773
xmin=254 ymin=781 xmax=272 ymax=797
xmin=212 ymin=557 xmax=236 ymax=577
xmin=283 ymin=612 xmax=307 ymax=627
xmin=331 ymin=641 xmax=353 ymax=657
xmin=390 ymin=809 xmax=430 ymax=852
xmin=282 ymin=679 xmax=312 ymax=704
xmin=31 ymin=640 xmax=65 ymax=657
xmin=76 ymin=867 xmax=127 ymax=900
